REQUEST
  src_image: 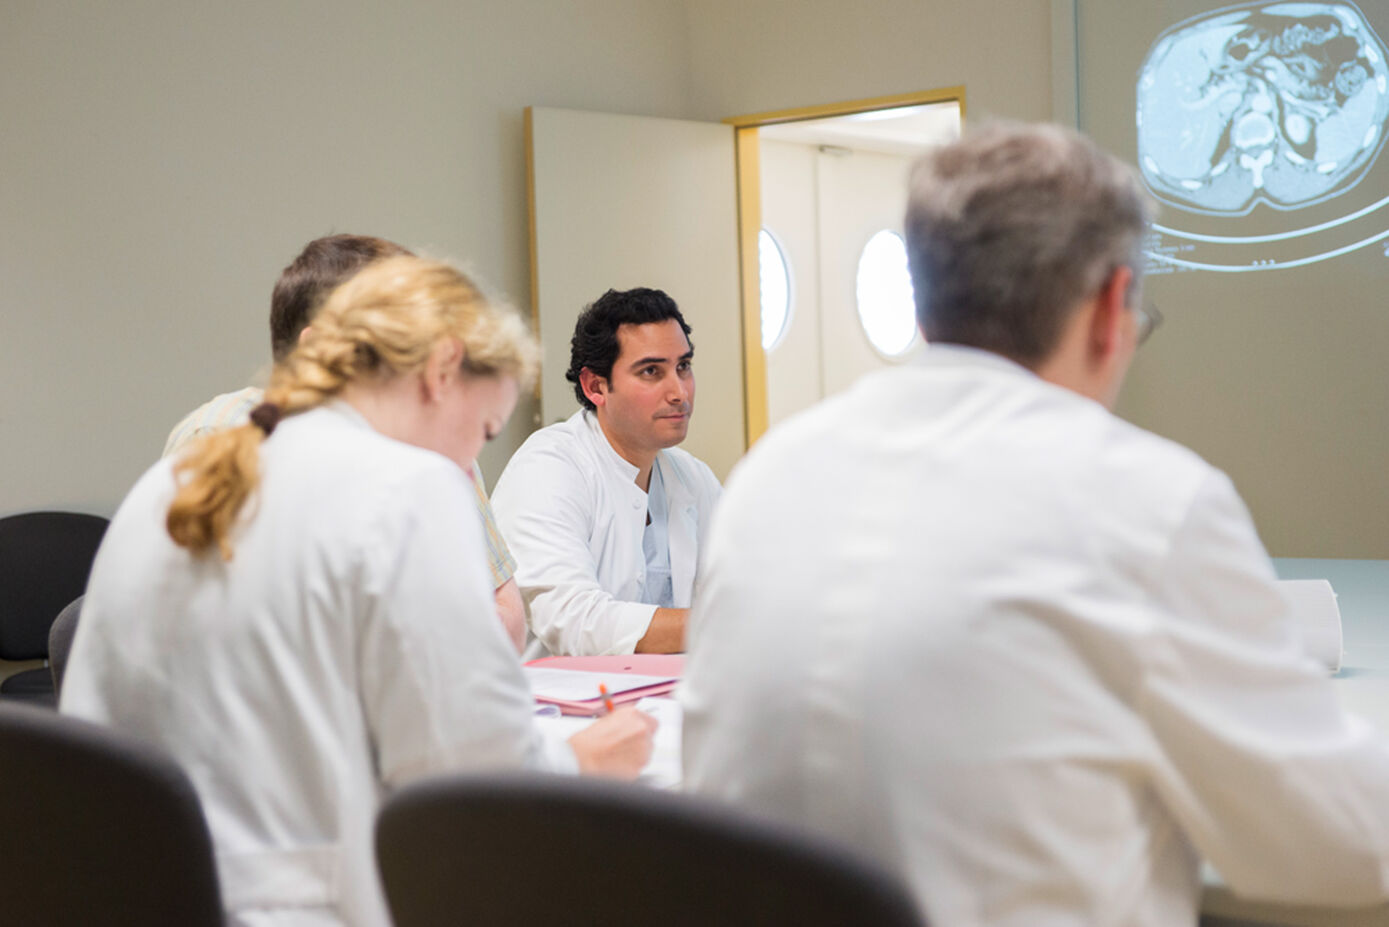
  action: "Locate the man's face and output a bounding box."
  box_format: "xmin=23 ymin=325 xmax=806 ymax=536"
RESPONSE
xmin=588 ymin=319 xmax=695 ymax=463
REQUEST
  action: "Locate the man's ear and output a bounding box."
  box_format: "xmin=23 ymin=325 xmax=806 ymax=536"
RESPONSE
xmin=297 ymin=325 xmax=315 ymax=347
xmin=422 ymin=338 xmax=464 ymax=402
xmin=1088 ymin=265 xmax=1133 ymax=362
xmin=578 ymin=367 xmax=608 ymax=408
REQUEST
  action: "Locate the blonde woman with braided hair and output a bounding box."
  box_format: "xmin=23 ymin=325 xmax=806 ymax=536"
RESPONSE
xmin=62 ymin=255 xmax=656 ymax=927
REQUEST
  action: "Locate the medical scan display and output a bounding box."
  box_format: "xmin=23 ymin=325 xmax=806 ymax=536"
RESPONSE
xmin=1134 ymin=2 xmax=1389 ymax=273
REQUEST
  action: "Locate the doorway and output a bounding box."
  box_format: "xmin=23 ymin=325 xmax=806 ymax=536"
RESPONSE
xmin=523 ymin=88 xmax=965 ymax=478
xmin=727 ymin=88 xmax=965 ymax=440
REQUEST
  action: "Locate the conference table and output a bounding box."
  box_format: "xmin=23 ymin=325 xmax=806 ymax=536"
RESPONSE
xmin=1201 ymin=558 xmax=1389 ymax=927
xmin=536 ymin=559 xmax=1389 ymax=926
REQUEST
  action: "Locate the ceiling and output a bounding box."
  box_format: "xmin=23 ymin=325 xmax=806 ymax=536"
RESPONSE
xmin=759 ymin=100 xmax=962 ymax=157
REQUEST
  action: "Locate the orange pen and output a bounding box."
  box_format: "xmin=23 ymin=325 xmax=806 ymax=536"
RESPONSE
xmin=598 ymin=682 xmax=616 ymax=714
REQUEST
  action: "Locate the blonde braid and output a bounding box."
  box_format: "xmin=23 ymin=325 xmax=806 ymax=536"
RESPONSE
xmin=165 ymin=308 xmax=370 ymax=558
xmin=165 ymin=424 xmax=265 ymax=560
xmin=263 ymin=323 xmax=370 ymax=414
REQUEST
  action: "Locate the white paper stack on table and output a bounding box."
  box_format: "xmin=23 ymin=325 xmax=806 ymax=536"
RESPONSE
xmin=1278 ymin=579 xmax=1343 ymax=673
xmin=523 ymin=666 xmax=679 ymax=715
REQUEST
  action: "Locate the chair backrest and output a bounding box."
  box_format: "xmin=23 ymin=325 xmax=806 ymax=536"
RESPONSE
xmin=376 ymin=773 xmax=926 ymax=927
xmin=47 ymin=594 xmax=84 ymax=697
xmin=0 ymin=704 xmax=223 ymax=926
xmin=0 ymin=511 xmax=108 ymax=660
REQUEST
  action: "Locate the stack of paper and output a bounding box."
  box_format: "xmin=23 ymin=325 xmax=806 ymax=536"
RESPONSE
xmin=1278 ymin=579 xmax=1343 ymax=673
xmin=522 ymin=666 xmax=678 ymax=715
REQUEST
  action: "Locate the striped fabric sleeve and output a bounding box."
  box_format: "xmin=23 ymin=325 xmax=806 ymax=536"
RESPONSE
xmin=471 ymin=465 xmax=517 ymax=588
xmin=161 ymin=387 xmax=265 ymax=459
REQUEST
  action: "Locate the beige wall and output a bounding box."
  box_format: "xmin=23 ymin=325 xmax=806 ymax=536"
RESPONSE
xmin=7 ymin=3 xmax=1366 ymax=559
xmin=1074 ymin=0 xmax=1389 ymax=557
xmin=3 ymin=0 xmax=1057 ymax=519
xmin=0 ymin=0 xmax=696 ymax=514
xmin=29 ymin=1 xmax=1277 ymax=552
xmin=1116 ymin=269 xmax=1389 ymax=558
xmin=682 ymin=0 xmax=1054 ymax=123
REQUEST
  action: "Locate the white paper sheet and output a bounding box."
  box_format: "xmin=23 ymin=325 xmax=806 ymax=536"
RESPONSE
xmin=523 ymin=667 xmax=677 ymax=701
xmin=1278 ymin=579 xmax=1343 ymax=673
xmin=531 ymin=696 xmax=683 ymax=789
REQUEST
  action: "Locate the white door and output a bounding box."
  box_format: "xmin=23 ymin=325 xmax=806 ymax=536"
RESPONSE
xmin=758 ymin=101 xmax=961 ymax=428
xmin=758 ymin=139 xmax=823 ymax=427
xmin=760 ymin=141 xmax=922 ymax=427
xmin=527 ymin=107 xmax=745 ymax=481
xmin=816 ymin=147 xmax=923 ymax=397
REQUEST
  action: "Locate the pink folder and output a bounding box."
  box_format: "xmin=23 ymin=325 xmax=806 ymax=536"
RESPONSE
xmin=524 ymin=654 xmax=685 ymax=715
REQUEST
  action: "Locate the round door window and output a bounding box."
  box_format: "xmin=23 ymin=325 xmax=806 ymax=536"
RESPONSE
xmin=759 ymin=228 xmax=792 ymax=350
xmin=855 ymin=230 xmax=917 ymax=357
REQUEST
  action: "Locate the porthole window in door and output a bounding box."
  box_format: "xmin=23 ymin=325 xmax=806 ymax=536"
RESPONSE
xmin=855 ymin=230 xmax=917 ymax=357
xmin=759 ymin=228 xmax=792 ymax=351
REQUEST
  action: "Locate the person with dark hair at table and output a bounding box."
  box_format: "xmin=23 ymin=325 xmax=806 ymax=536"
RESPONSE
xmin=163 ymin=234 xmax=529 ymax=652
xmin=491 ymin=287 xmax=721 ymax=657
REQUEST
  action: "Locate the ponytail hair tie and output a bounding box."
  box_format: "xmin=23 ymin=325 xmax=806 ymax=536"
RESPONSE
xmin=248 ymin=402 xmax=283 ymax=436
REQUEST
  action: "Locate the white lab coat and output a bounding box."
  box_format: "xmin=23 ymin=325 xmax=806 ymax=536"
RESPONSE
xmin=62 ymin=402 xmax=572 ymax=927
xmin=491 ymin=410 xmax=721 ymax=656
xmin=683 ymin=345 xmax=1389 ymax=927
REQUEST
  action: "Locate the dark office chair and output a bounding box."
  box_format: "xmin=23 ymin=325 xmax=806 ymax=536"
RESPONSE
xmin=0 ymin=703 xmax=223 ymax=925
xmin=0 ymin=511 xmax=108 ymax=704
xmin=376 ymin=773 xmax=926 ymax=927
xmin=47 ymin=594 xmax=84 ymax=699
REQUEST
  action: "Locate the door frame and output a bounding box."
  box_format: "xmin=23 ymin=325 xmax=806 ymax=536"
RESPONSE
xmin=723 ymin=86 xmax=967 ymax=446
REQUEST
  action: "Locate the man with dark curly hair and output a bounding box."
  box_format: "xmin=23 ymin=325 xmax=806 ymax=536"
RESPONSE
xmin=492 ymin=287 xmax=721 ymax=656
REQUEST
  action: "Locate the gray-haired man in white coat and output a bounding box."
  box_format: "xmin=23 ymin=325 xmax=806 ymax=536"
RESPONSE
xmin=683 ymin=122 xmax=1389 ymax=927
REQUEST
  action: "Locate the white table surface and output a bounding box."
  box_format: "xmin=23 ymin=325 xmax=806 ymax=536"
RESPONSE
xmin=1202 ymin=559 xmax=1389 ymax=926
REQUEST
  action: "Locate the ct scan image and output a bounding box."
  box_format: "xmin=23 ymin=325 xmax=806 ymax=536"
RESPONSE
xmin=1133 ymin=1 xmax=1389 ymax=272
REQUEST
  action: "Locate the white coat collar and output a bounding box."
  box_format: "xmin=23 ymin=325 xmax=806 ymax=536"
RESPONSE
xmin=915 ymin=342 xmax=1038 ymax=381
xmin=580 ymin=409 xmax=642 ymax=484
xmin=916 ymin=341 xmax=1112 ymax=414
xmin=571 ymin=407 xmax=704 ymax=612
